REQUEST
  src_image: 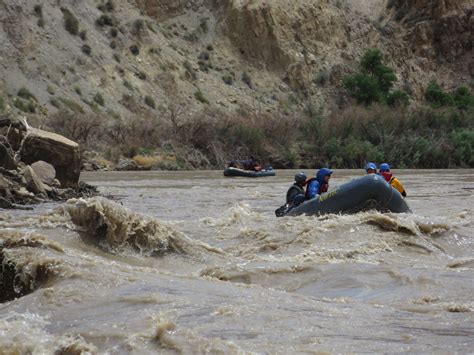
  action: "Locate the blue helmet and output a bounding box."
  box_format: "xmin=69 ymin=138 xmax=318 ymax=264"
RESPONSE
xmin=366 ymin=162 xmax=377 ymax=171
xmin=294 ymin=172 xmax=307 ymax=184
xmin=316 ymin=168 xmax=333 ymax=182
xmin=379 ymin=163 xmax=390 ymax=172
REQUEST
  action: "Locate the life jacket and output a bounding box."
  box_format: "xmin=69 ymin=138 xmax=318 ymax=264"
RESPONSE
xmin=286 ymin=184 xmax=305 ymax=204
xmin=381 ymin=172 xmax=406 ymax=196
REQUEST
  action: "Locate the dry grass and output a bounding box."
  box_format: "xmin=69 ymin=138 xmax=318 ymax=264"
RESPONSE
xmin=132 ymin=154 xmax=176 ymax=167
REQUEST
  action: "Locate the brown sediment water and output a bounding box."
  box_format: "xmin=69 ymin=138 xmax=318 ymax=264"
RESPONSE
xmin=0 ymin=169 xmax=473 ymax=353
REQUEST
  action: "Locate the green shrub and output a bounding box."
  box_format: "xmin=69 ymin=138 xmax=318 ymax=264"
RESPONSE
xmin=81 ymin=44 xmax=92 ymax=55
xmin=194 ymin=90 xmax=208 ymax=104
xmin=96 ymin=14 xmax=116 ymax=27
xmin=79 ymin=30 xmax=87 ymax=40
xmin=313 ymin=70 xmax=329 ymax=86
xmin=199 ymin=18 xmax=209 ymax=33
xmin=93 ymin=93 xmax=105 ymax=106
xmin=110 ymin=27 xmax=118 ymax=37
xmin=452 ymin=86 xmax=474 ymax=110
xmin=123 ymin=80 xmax=133 ymax=91
xmin=97 ymin=0 xmax=114 ymax=12
xmin=183 ymin=61 xmax=197 ymax=80
xmin=61 ymin=8 xmax=79 ymax=35
xmin=144 ymin=95 xmax=156 ymax=109
xmin=17 ymin=87 xmax=37 ymax=101
xmin=0 ymin=96 xmax=4 ymax=112
xmin=132 ymin=19 xmax=145 ymax=36
xmin=14 ymin=98 xmax=35 ymax=113
xmin=222 ymin=74 xmax=234 ymax=85
xmin=241 ymin=71 xmax=252 ymax=88
xmin=33 ymin=4 xmax=42 ymax=17
xmin=60 ymin=97 xmax=84 ymax=113
xmin=450 ymin=129 xmax=474 ymax=166
xmin=50 ymin=98 xmax=61 ymax=109
xmin=425 ymin=81 xmax=453 ymax=107
xmin=74 ymin=86 xmax=82 ymax=96
xmin=113 ymin=53 xmax=120 ymax=63
xmin=129 ymin=44 xmax=140 ymax=55
xmin=386 ymin=90 xmax=409 ymax=107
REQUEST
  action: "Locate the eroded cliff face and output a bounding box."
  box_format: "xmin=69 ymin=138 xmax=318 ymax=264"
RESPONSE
xmin=388 ymin=0 xmax=473 ymax=77
xmin=0 ymin=0 xmax=471 ymax=127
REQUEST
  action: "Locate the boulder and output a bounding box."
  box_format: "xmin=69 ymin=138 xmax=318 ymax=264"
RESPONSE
xmin=116 ymin=157 xmax=138 ymax=171
xmin=31 ymin=161 xmax=56 ymax=185
xmin=0 ymin=141 xmax=17 ymax=170
xmin=21 ymin=165 xmax=47 ymax=196
xmin=20 ymin=128 xmax=81 ymax=188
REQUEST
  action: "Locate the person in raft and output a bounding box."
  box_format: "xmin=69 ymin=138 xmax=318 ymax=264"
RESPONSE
xmin=365 ymin=162 xmax=377 ymax=174
xmin=286 ymin=172 xmax=307 ymax=207
xmin=379 ymin=163 xmax=407 ymax=197
xmin=305 ymin=168 xmax=332 ymax=199
xmin=242 ymin=155 xmax=262 ymax=171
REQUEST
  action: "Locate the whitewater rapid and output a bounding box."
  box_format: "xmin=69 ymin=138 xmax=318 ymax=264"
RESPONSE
xmin=0 ymin=169 xmax=473 ymax=353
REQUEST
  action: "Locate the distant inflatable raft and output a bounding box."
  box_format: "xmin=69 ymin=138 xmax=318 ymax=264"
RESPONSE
xmin=277 ymin=174 xmax=411 ymax=217
xmin=224 ymin=167 xmax=276 ymax=178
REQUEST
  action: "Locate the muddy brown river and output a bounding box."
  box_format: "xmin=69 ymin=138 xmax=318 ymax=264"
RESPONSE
xmin=0 ymin=169 xmax=473 ymax=353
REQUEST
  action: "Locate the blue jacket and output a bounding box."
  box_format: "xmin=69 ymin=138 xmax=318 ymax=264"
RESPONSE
xmin=305 ymin=168 xmax=332 ymax=199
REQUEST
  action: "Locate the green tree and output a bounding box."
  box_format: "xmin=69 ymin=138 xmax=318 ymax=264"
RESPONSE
xmin=343 ymin=48 xmax=401 ymax=106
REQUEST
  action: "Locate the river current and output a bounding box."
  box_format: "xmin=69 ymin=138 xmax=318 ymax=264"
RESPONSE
xmin=0 ymin=169 xmax=473 ymax=353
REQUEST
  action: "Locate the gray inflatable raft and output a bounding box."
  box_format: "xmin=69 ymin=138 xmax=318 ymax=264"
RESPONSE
xmin=277 ymin=174 xmax=410 ymax=217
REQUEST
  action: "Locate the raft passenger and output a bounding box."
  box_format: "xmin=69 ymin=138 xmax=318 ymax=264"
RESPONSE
xmin=379 ymin=163 xmax=406 ymax=197
xmin=286 ymin=172 xmax=307 ymax=206
xmin=365 ymin=162 xmax=377 ymax=174
xmin=305 ymin=168 xmax=332 ymax=199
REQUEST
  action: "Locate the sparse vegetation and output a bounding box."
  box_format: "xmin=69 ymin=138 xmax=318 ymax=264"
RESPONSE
xmin=96 ymin=14 xmax=116 ymax=27
xmin=17 ymin=87 xmax=37 ymax=101
xmin=33 ymin=4 xmax=44 ymax=27
xmin=61 ymin=7 xmax=79 ymax=35
xmin=194 ymin=90 xmax=209 ymax=104
xmin=14 ymin=98 xmax=35 ymax=113
xmin=79 ymin=30 xmax=87 ymax=41
xmin=132 ymin=19 xmax=145 ymax=37
xmin=97 ymin=0 xmax=114 ymax=13
xmin=123 ymin=80 xmax=133 ymax=91
xmin=81 ymin=44 xmax=92 ymax=56
xmin=113 ymin=53 xmax=120 ymax=63
xmin=183 ymin=61 xmax=197 ymax=80
xmin=129 ymin=44 xmax=140 ymax=55
xmin=144 ymin=95 xmax=156 ymax=109
xmin=74 ymin=87 xmax=82 ymax=96
xmin=47 ymin=85 xmax=55 ymax=95
xmin=314 ymin=70 xmax=329 ymax=86
xmin=0 ymin=96 xmax=4 ymax=112
xmin=93 ymin=93 xmax=105 ymax=106
xmin=242 ymin=71 xmax=252 ymax=88
xmin=222 ymin=74 xmax=234 ymax=85
xmin=199 ymin=18 xmax=209 ymax=33
xmin=59 ymin=97 xmax=85 ymax=113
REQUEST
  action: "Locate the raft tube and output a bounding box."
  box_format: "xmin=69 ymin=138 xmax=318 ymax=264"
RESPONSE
xmin=224 ymin=167 xmax=276 ymax=178
xmin=279 ymin=174 xmax=410 ymax=217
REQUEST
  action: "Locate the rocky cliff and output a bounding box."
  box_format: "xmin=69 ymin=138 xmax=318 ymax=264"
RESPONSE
xmin=0 ymin=0 xmax=471 ymax=150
